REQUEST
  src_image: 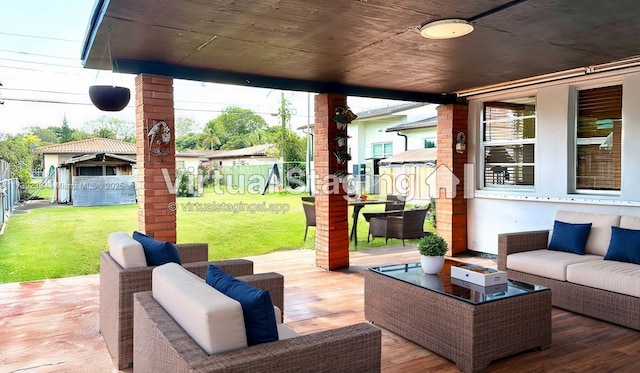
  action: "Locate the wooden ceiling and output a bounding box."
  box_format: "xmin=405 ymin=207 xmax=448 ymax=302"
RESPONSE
xmin=81 ymin=0 xmax=640 ymax=103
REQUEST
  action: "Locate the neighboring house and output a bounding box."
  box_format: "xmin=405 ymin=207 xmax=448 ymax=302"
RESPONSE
xmin=205 ymin=144 xmax=278 ymax=167
xmin=347 ymin=102 xmax=438 ymax=195
xmin=301 ymin=102 xmax=439 ymax=195
xmin=34 ymin=138 xmax=137 ymax=206
xmin=36 ymin=138 xmax=137 ymax=186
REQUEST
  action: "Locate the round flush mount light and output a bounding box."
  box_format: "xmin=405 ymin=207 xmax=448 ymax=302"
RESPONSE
xmin=419 ymin=19 xmax=474 ymax=39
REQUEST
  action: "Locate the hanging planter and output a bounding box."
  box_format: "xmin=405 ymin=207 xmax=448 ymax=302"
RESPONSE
xmin=89 ymin=85 xmax=131 ymax=111
xmin=89 ymin=26 xmax=130 ymax=112
xmin=334 ymin=150 xmax=352 ymax=165
xmin=334 ymin=134 xmax=351 ymax=147
xmin=334 ymin=106 xmax=358 ymax=129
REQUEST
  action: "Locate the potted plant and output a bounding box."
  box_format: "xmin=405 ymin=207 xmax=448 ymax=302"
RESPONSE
xmin=418 ymin=232 xmax=448 ymax=274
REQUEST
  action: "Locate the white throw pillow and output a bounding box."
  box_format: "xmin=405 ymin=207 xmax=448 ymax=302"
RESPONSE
xmin=152 ymin=263 xmax=248 ymax=355
xmin=108 ymin=231 xmax=147 ymax=269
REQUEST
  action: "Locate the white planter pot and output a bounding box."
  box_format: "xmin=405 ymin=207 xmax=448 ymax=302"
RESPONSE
xmin=420 ymin=255 xmax=445 ymax=274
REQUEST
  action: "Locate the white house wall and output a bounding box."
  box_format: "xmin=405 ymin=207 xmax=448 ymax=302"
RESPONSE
xmin=467 ymin=70 xmax=640 ymax=254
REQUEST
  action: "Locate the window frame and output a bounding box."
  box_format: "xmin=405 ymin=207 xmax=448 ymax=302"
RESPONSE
xmin=371 ymin=142 xmax=393 ymax=159
xmin=423 ymin=137 xmax=436 ymax=149
xmin=571 ymin=83 xmax=623 ymax=196
xmin=480 ymin=96 xmax=537 ymax=190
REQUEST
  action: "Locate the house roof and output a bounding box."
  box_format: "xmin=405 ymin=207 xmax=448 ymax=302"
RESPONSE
xmin=35 ymin=138 xmax=136 ymax=154
xmin=63 ymin=153 xmax=136 ymax=165
xmin=355 ymin=102 xmax=427 ymax=120
xmin=378 ymin=148 xmax=437 ymax=166
xmin=81 ymin=1 xmax=640 ymax=102
xmin=206 ymin=144 xmax=275 ymax=159
xmin=386 ymin=116 xmax=438 ymax=132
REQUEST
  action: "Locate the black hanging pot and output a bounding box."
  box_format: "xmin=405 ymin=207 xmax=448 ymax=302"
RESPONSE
xmin=89 ymin=85 xmax=131 ymax=111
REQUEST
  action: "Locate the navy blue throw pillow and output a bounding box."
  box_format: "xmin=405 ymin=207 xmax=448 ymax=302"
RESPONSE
xmin=547 ymin=220 xmax=592 ymax=255
xmin=604 ymin=226 xmax=640 ymax=265
xmin=205 ymin=265 xmax=278 ymax=346
xmin=132 ymin=231 xmax=181 ymax=266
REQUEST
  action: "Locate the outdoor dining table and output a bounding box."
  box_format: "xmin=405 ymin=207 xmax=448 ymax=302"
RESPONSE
xmin=348 ymin=199 xmax=389 ymax=246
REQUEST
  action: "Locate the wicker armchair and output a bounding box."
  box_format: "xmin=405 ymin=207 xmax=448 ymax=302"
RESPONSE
xmin=100 ymin=244 xmax=254 ymax=369
xmin=368 ymin=208 xmax=428 ymax=246
xmin=133 ymin=277 xmax=381 ymax=373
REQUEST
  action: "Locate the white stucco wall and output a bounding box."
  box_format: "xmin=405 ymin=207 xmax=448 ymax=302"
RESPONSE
xmin=466 ymin=70 xmax=640 ymax=254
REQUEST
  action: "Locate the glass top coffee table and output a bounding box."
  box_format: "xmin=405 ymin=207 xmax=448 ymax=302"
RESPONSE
xmin=364 ymin=259 xmax=551 ymax=373
xmin=371 ymin=261 xmax=547 ymax=304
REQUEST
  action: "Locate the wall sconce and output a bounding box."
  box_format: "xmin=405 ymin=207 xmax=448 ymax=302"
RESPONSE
xmin=456 ymin=132 xmax=466 ymax=154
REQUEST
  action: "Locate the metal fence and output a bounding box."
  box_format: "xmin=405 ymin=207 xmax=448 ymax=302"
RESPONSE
xmin=219 ymin=162 xmax=306 ymax=191
xmin=1 ymin=178 xmax=20 ymax=230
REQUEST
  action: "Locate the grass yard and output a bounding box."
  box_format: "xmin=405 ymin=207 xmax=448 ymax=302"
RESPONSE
xmin=0 ymin=187 xmax=433 ymax=283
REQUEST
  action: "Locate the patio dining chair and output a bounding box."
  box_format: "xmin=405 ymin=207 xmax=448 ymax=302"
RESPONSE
xmin=362 ymin=194 xmax=406 ymax=222
xmin=302 ymin=196 xmax=316 ymax=241
xmin=368 ymin=208 xmax=428 ymax=246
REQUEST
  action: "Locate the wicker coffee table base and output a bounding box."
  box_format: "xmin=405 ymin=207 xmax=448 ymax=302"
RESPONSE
xmin=364 ymin=270 xmax=551 ymax=373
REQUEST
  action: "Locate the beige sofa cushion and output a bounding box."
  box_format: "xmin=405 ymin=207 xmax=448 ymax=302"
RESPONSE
xmin=620 ymin=215 xmax=640 ymax=230
xmin=567 ymin=260 xmax=640 ymax=298
xmin=507 ymin=249 xmax=602 ymax=281
xmin=152 ymin=263 xmax=247 ymax=355
xmin=555 ymin=211 xmax=620 ymax=256
xmin=108 ymin=231 xmax=147 ymax=269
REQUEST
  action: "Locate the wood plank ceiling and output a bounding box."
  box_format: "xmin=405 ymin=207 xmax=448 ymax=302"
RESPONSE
xmin=81 ymin=0 xmax=640 ymax=103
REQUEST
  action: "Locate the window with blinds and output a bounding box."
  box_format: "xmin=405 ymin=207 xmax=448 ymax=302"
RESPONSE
xmin=576 ymin=85 xmax=622 ymax=191
xmin=482 ymin=97 xmax=536 ymax=188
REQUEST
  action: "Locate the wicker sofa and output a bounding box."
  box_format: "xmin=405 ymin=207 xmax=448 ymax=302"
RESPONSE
xmin=132 ymin=264 xmax=382 ymax=372
xmin=498 ymin=210 xmax=640 ymax=330
xmin=100 ymin=242 xmax=255 ymax=369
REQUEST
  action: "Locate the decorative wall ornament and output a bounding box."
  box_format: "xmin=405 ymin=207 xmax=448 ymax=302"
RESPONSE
xmin=147 ymin=120 xmax=172 ymax=161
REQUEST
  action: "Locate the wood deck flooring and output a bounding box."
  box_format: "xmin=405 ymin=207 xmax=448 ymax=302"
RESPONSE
xmin=1 ymin=245 xmax=639 ymax=372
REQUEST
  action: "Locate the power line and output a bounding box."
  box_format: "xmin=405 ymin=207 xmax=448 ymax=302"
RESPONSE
xmin=0 ymin=57 xmax=80 ymax=69
xmin=0 ymin=49 xmax=77 ymax=61
xmin=0 ymin=96 xmax=307 ymax=118
xmin=0 ymin=31 xmax=80 ymax=43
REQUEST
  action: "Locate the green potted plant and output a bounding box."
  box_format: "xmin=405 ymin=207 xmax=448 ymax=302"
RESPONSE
xmin=418 ymin=232 xmax=448 ymax=274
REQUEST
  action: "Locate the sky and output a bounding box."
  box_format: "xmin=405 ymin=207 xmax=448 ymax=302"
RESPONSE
xmin=0 ymin=0 xmax=407 ymax=137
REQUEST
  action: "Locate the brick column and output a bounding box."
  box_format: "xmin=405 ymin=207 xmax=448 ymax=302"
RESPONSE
xmin=314 ymin=93 xmax=349 ymax=270
xmin=135 ymin=74 xmax=176 ymax=243
xmin=436 ymin=104 xmax=468 ymax=255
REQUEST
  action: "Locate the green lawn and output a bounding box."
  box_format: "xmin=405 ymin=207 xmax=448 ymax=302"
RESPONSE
xmin=0 ymin=187 xmax=432 ymax=283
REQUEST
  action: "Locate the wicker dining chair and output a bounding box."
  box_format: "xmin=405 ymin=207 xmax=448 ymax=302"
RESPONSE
xmin=302 ymin=197 xmax=316 ymax=241
xmin=368 ymin=208 xmax=428 ymax=246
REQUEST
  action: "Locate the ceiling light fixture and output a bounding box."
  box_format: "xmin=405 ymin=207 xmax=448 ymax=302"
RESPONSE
xmin=419 ymin=19 xmax=474 ymax=39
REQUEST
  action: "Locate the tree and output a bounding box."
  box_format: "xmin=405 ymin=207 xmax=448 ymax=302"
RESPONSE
xmin=175 ymin=117 xmax=200 ymax=138
xmin=176 ymin=133 xmax=204 ymax=151
xmin=0 ymin=134 xmax=35 ymax=199
xmin=60 ymin=115 xmax=73 ymax=143
xmin=201 ymin=124 xmax=220 ymax=150
xmin=27 ymin=126 xmax=58 ymax=144
xmin=202 ymin=106 xmax=267 ymax=150
xmin=84 ymin=116 xmax=135 ymax=142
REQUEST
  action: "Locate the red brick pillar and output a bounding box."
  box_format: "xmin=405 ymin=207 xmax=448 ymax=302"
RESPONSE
xmin=436 ymin=104 xmax=468 ymax=255
xmin=314 ymin=93 xmax=349 ymax=270
xmin=135 ymin=74 xmax=176 ymax=243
